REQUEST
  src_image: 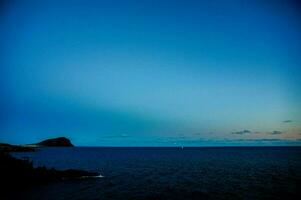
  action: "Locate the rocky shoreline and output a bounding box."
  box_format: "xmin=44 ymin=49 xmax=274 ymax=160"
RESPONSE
xmin=0 ymin=137 xmax=100 ymax=197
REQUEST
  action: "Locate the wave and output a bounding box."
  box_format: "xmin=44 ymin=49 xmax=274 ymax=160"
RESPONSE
xmin=80 ymin=174 xmax=104 ymax=179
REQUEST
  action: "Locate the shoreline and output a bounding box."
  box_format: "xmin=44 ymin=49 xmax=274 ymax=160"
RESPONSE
xmin=0 ymin=139 xmax=100 ymax=197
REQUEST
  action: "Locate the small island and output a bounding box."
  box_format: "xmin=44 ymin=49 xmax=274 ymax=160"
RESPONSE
xmin=35 ymin=137 xmax=74 ymax=147
xmin=1 ymin=137 xmax=100 ymax=197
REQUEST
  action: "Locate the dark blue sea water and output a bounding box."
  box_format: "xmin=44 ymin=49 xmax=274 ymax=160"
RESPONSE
xmin=12 ymin=147 xmax=301 ymax=200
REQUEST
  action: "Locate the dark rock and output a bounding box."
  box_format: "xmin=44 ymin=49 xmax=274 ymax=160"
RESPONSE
xmin=1 ymin=139 xmax=99 ymax=197
xmin=0 ymin=151 xmax=100 ymax=194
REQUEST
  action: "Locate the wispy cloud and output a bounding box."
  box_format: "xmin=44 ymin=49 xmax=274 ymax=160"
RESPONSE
xmin=283 ymin=120 xmax=293 ymax=123
xmin=268 ymin=131 xmax=283 ymax=135
xmin=231 ymin=129 xmax=252 ymax=135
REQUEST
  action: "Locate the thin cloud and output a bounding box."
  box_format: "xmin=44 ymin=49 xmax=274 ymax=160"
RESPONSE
xmin=268 ymin=131 xmax=283 ymax=135
xmin=231 ymin=130 xmax=252 ymax=135
xmin=283 ymin=120 xmax=293 ymax=123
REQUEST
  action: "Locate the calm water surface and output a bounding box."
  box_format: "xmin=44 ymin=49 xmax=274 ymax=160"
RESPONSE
xmin=12 ymin=147 xmax=301 ymax=200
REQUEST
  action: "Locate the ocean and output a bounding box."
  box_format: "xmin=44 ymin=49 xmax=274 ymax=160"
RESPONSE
xmin=11 ymin=147 xmax=301 ymax=200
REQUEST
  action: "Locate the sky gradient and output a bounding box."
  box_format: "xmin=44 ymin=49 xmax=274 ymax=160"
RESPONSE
xmin=1 ymin=0 xmax=301 ymax=146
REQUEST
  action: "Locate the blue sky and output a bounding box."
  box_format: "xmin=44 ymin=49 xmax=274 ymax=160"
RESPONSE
xmin=1 ymin=0 xmax=301 ymax=146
